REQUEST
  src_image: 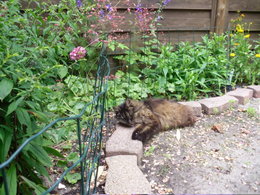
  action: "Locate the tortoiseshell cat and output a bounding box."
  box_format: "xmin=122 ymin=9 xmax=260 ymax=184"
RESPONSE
xmin=115 ymin=99 xmax=196 ymax=142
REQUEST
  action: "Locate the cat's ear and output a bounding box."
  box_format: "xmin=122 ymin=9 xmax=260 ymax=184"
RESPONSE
xmin=114 ymin=106 xmax=119 ymax=113
xmin=125 ymin=99 xmax=132 ymax=106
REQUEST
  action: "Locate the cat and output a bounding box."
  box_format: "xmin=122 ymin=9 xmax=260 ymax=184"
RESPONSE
xmin=114 ymin=98 xmax=196 ymax=142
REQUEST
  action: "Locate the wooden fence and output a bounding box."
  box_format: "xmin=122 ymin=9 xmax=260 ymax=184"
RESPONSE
xmin=21 ymin=0 xmax=260 ymax=43
xmin=110 ymin=0 xmax=260 ymax=43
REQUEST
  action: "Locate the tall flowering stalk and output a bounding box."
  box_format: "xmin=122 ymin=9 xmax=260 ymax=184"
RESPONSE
xmin=85 ymin=0 xmax=172 ymax=42
xmin=229 ymin=13 xmax=259 ymax=84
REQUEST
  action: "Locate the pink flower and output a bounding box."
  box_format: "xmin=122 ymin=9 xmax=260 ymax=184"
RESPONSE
xmin=69 ymin=46 xmax=87 ymax=60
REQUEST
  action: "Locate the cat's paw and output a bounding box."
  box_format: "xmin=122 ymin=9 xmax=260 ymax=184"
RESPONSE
xmin=132 ymin=129 xmax=145 ymax=142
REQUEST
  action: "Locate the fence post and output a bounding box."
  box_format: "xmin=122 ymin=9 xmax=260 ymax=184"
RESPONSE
xmin=210 ymin=0 xmax=218 ymax=32
xmin=215 ymin=0 xmax=229 ymax=34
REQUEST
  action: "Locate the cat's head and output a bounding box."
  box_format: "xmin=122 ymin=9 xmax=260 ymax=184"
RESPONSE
xmin=114 ymin=99 xmax=142 ymax=126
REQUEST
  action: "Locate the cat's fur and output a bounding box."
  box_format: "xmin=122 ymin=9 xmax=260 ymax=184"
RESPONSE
xmin=115 ymin=99 xmax=196 ymax=142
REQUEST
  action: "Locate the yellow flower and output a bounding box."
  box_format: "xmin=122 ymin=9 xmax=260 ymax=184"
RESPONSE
xmin=236 ymin=24 xmax=244 ymax=33
xmin=240 ymin=14 xmax=245 ymax=17
xmin=255 ymin=54 xmax=260 ymax=58
xmin=234 ymin=43 xmax=240 ymax=46
xmin=230 ymin=53 xmax=236 ymax=57
xmin=244 ymin=34 xmax=250 ymax=38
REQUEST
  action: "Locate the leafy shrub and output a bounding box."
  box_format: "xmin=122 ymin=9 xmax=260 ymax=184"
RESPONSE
xmin=114 ymin=34 xmax=230 ymax=100
xmin=111 ymin=26 xmax=259 ymax=101
xmin=0 ymin=0 xmax=101 ymax=193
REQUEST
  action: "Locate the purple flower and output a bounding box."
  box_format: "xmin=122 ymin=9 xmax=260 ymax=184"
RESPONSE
xmin=135 ymin=4 xmax=143 ymax=13
xmin=70 ymin=46 xmax=87 ymax=60
xmin=106 ymin=4 xmax=112 ymax=12
xmin=99 ymin=10 xmax=105 ymax=17
xmin=156 ymin=16 xmax=163 ymax=21
xmin=162 ymin=0 xmax=171 ymax=6
xmin=76 ymin=0 xmax=82 ymax=7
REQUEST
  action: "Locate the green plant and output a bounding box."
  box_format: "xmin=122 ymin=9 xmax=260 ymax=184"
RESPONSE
xmin=0 ymin=0 xmax=102 ymax=193
xmin=229 ymin=14 xmax=260 ymax=85
xmin=246 ymin=107 xmax=257 ymax=117
xmin=106 ymin=70 xmax=151 ymax=109
xmin=144 ymin=145 xmax=156 ymax=157
xmin=114 ymin=34 xmax=229 ymax=100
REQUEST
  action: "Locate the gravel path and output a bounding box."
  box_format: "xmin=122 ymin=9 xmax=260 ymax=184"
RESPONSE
xmin=141 ymin=98 xmax=260 ymax=194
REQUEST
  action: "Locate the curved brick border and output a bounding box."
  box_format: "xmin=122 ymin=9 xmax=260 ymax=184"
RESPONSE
xmin=104 ymin=86 xmax=260 ymax=194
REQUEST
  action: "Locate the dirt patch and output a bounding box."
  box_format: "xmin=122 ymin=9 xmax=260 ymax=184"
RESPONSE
xmin=141 ymin=98 xmax=260 ymax=194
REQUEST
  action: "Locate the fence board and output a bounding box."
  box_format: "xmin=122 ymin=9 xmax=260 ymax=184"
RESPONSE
xmin=112 ymin=0 xmax=212 ymax=10
xmin=20 ymin=0 xmax=260 ymax=42
xmin=228 ymin=13 xmax=260 ymax=31
xmin=229 ymin=0 xmax=260 ymax=12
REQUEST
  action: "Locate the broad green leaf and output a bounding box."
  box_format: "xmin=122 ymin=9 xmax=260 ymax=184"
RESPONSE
xmin=58 ymin=66 xmax=68 ymax=79
xmin=16 ymin=107 xmax=32 ymax=128
xmin=30 ymin=111 xmax=49 ymax=123
xmin=0 ymin=78 xmax=13 ymax=101
xmin=43 ymin=146 xmax=65 ymax=158
xmin=6 ymin=164 xmax=17 ymax=195
xmin=28 ymin=144 xmax=52 ymax=167
xmin=64 ymin=172 xmax=81 ymax=184
xmin=22 ymin=151 xmax=50 ymax=178
xmin=6 ymin=96 xmax=24 ymax=116
xmin=20 ymin=176 xmax=46 ymax=195
xmin=0 ymin=129 xmax=12 ymax=162
xmin=25 ymin=101 xmax=38 ymax=110
xmin=67 ymin=152 xmax=79 ymax=163
xmin=57 ymin=160 xmax=68 ymax=167
xmin=0 ymin=131 xmax=3 ymax=143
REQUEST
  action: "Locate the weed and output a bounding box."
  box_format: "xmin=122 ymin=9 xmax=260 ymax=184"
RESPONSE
xmin=246 ymin=107 xmax=257 ymax=117
xmin=144 ymin=145 xmax=156 ymax=157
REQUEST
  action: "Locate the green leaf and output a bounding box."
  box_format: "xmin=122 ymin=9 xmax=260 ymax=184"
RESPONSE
xmin=28 ymin=144 xmax=52 ymax=167
xmin=64 ymin=172 xmax=81 ymax=184
xmin=20 ymin=176 xmax=46 ymax=195
xmin=22 ymin=151 xmax=50 ymax=178
xmin=58 ymin=66 xmax=68 ymax=79
xmin=0 ymin=128 xmax=12 ymax=162
xmin=57 ymin=160 xmax=68 ymax=167
xmin=16 ymin=108 xmax=32 ymax=128
xmin=6 ymin=96 xmax=24 ymax=116
xmin=26 ymin=101 xmax=38 ymax=110
xmin=0 ymin=131 xmax=3 ymax=143
xmin=6 ymin=164 xmax=17 ymax=195
xmin=163 ymin=67 xmax=168 ymax=77
xmin=67 ymin=152 xmax=79 ymax=163
xmin=0 ymin=78 xmax=13 ymax=101
xmin=30 ymin=111 xmax=49 ymax=123
xmin=43 ymin=146 xmax=65 ymax=158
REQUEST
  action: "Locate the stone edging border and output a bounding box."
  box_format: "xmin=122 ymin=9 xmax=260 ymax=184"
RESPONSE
xmin=104 ymin=85 xmax=260 ymax=194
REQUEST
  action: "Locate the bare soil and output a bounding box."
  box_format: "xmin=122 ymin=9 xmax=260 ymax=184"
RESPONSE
xmin=141 ymin=98 xmax=260 ymax=194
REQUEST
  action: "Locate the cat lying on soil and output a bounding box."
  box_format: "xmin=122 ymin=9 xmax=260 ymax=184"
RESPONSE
xmin=115 ymin=99 xmax=196 ymax=142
